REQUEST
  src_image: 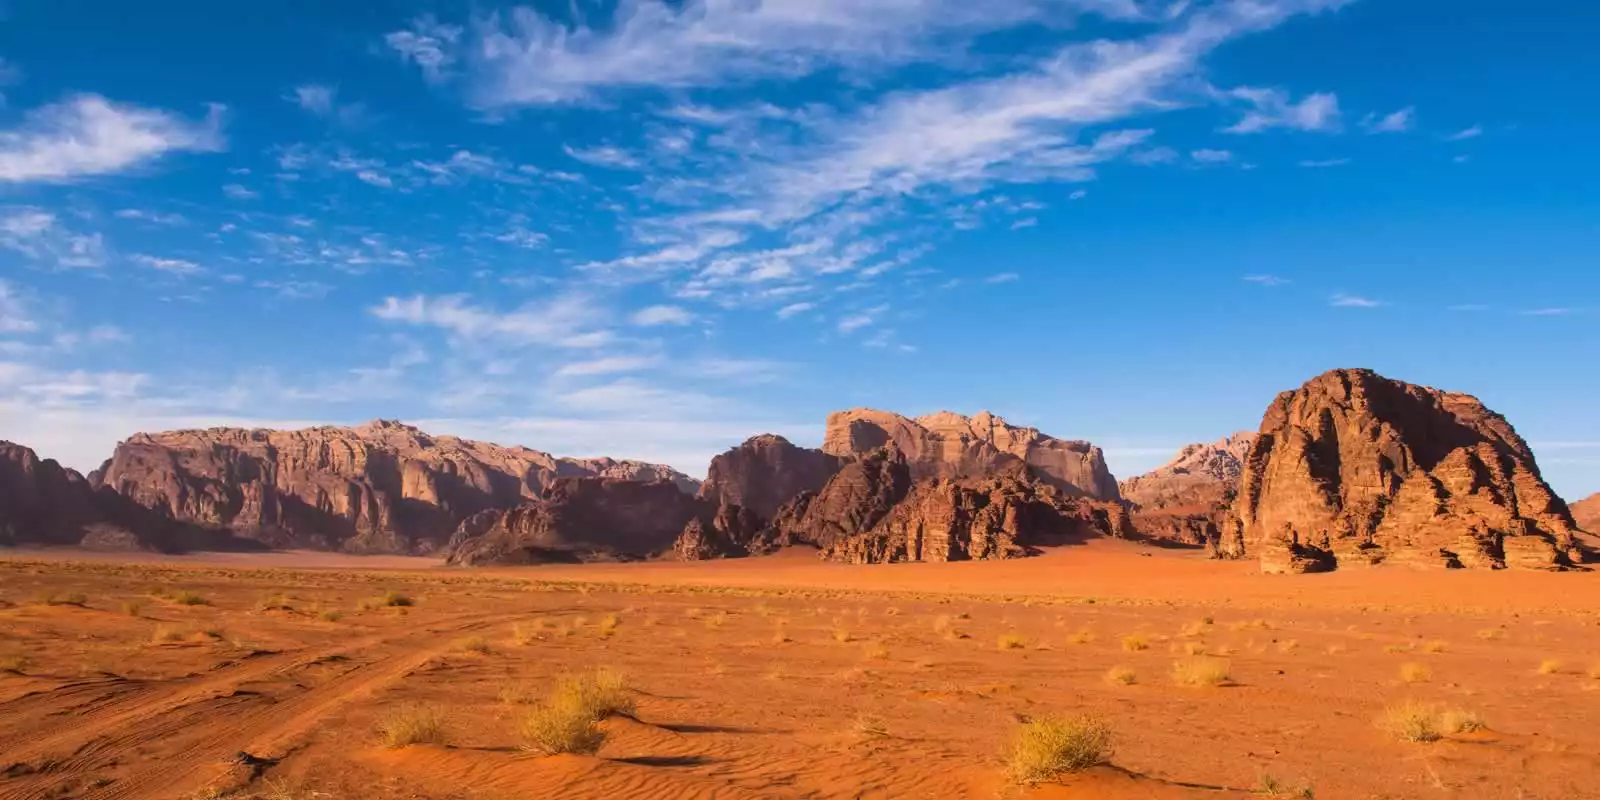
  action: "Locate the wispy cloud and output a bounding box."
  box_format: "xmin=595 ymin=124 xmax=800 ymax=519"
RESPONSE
xmin=776 ymin=302 xmax=815 ymax=319
xmin=563 ymin=144 xmax=640 ymax=169
xmin=1298 ymin=157 xmax=1351 ymax=167
xmin=222 ymin=183 xmax=258 ymax=200
xmin=384 ymin=15 xmax=461 ymax=83
xmin=1444 ymin=125 xmax=1482 ymax=141
xmin=1191 ymin=148 xmax=1234 ymax=164
xmin=114 ymin=208 xmax=187 ymax=225
xmin=1222 ymin=87 xmax=1340 ymax=134
xmin=1521 ymin=307 xmax=1574 ymax=317
xmin=1361 ymin=106 xmax=1414 ymax=133
xmin=838 ymin=303 xmax=889 ymax=334
xmin=0 ymin=280 xmax=38 ymax=334
xmin=1243 ymin=274 xmax=1290 ymax=286
xmin=0 ymin=94 xmax=223 ymax=183
xmin=630 ymin=304 xmax=694 ymax=326
xmin=1330 ymin=292 xmax=1383 ymax=308
xmin=287 ymin=84 xmax=369 ymax=126
xmin=130 ymin=254 xmax=205 ymax=276
xmin=553 ymin=355 xmax=661 ymax=378
xmin=371 ymin=293 xmax=611 ymax=348
xmin=985 ymin=272 xmax=1021 ymax=284
xmin=0 ymin=207 xmax=107 ymax=269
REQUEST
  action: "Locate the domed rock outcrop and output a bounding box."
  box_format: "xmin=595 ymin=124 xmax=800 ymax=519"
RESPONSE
xmin=1120 ymin=433 xmax=1256 ymax=546
xmin=1220 ymin=369 xmax=1591 ymax=572
xmin=92 ymin=421 xmax=697 ymax=555
xmin=697 ymin=434 xmax=846 ymax=518
xmin=822 ymin=409 xmax=1119 ymax=500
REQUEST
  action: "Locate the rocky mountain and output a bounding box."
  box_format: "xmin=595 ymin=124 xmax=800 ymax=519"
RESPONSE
xmin=1574 ymin=494 xmax=1600 ymax=533
xmin=443 ymin=477 xmax=716 ymax=566
xmin=751 ymin=448 xmax=1132 ymax=564
xmin=822 ymin=409 xmax=1119 ymax=500
xmin=91 ymin=420 xmax=697 ymax=555
xmin=1219 ymin=368 xmax=1591 ymax=572
xmin=697 ymin=434 xmax=846 ymax=518
xmin=1120 ymin=433 xmax=1256 ymax=546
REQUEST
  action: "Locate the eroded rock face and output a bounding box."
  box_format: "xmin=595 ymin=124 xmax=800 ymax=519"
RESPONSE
xmin=1572 ymin=494 xmax=1600 ymax=533
xmin=1121 ymin=433 xmax=1255 ymax=546
xmin=822 ymin=409 xmax=1119 ymax=500
xmin=445 ymin=478 xmax=703 ymax=565
xmin=697 ymin=434 xmax=845 ymax=518
xmin=756 ymin=449 xmax=1131 ymax=564
xmin=93 ymin=420 xmax=697 ymax=555
xmin=1221 ymin=369 xmax=1588 ymax=572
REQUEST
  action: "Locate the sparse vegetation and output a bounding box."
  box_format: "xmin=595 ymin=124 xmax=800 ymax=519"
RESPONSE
xmin=598 ymin=613 xmax=620 ymax=637
xmin=832 ymin=627 xmax=852 ymax=643
xmin=1066 ymin=630 xmax=1094 ymax=645
xmin=853 ymin=713 xmax=889 ymax=739
xmin=518 ymin=669 xmax=635 ymax=755
xmin=864 ymin=641 xmax=891 ymax=660
xmin=317 ymin=608 xmax=343 ymax=622
xmin=377 ymin=704 xmax=447 ymax=748
xmin=1438 ymin=708 xmax=1485 ymax=735
xmin=1255 ymin=773 xmax=1316 ymax=798
xmin=378 ymin=591 xmax=414 ymax=607
xmin=121 ymin=600 xmax=145 ymax=616
xmin=455 ymin=635 xmax=492 ymax=655
xmin=255 ymin=594 xmax=294 ymax=612
xmin=1171 ymin=657 xmax=1231 ymax=687
xmin=998 ymin=633 xmax=1028 ymax=651
xmin=1121 ymin=634 xmax=1149 ymax=652
xmin=1422 ymin=640 xmax=1448 ymax=653
xmin=170 ymin=590 xmax=209 ymax=606
xmin=41 ymin=592 xmax=89 ymax=607
xmin=1538 ymin=659 xmax=1563 ymax=675
xmin=1105 ymin=666 xmax=1137 ymax=685
xmin=1399 ymin=662 xmax=1431 ymax=683
xmin=1004 ymin=714 xmax=1114 ymax=785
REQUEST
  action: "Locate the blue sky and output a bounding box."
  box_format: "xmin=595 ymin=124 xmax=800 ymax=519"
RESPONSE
xmin=0 ymin=0 xmax=1597 ymax=498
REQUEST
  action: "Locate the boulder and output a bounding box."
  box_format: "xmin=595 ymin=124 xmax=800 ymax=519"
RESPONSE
xmin=1221 ymin=369 xmax=1590 ymax=572
xmin=822 ymin=409 xmax=1119 ymax=500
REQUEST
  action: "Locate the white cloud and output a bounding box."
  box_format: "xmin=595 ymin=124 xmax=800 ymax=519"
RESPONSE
xmin=355 ymin=169 xmax=394 ymax=188
xmin=1191 ymin=148 xmax=1234 ymax=163
xmin=553 ymin=355 xmax=661 ymax=378
xmin=417 ymin=0 xmax=1159 ymax=108
xmin=1068 ymin=189 xmax=1088 ymax=200
xmin=1444 ymin=125 xmax=1482 ymax=141
xmin=985 ymin=272 xmax=1021 ymax=284
xmin=630 ymin=304 xmax=695 ymax=326
xmin=0 ymin=94 xmax=223 ymax=183
xmin=0 ymin=208 xmax=107 ymax=269
xmin=563 ymin=144 xmax=640 ymax=169
xmin=1521 ymin=308 xmax=1573 ymax=317
xmin=1362 ymin=106 xmax=1413 ymax=133
xmin=1222 ymin=87 xmax=1340 ymax=134
xmin=1330 ymin=292 xmax=1383 ymax=308
xmin=288 ymin=84 xmax=368 ymax=126
xmin=0 ymin=280 xmax=37 ymax=334
xmin=371 ymin=293 xmax=611 ymax=348
xmin=130 ymin=254 xmax=205 ymax=276
xmin=114 ymin=208 xmax=187 ymax=225
xmin=837 ymin=303 xmax=888 ymax=334
xmin=222 ymin=183 xmax=258 ymax=200
xmin=776 ymin=301 xmax=815 ymax=319
xmin=1298 ymin=157 xmax=1351 ymax=167
xmin=1010 ymin=218 xmax=1039 ymax=230
xmin=1243 ymin=274 xmax=1289 ymax=286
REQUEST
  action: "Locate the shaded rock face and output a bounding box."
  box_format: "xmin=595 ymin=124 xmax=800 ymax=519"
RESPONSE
xmin=93 ymin=420 xmax=697 ymax=555
xmin=1573 ymin=494 xmax=1600 ymax=533
xmin=0 ymin=441 xmax=262 ymax=552
xmin=445 ymin=478 xmax=705 ymax=565
xmin=822 ymin=409 xmax=1119 ymax=500
xmin=697 ymin=434 xmax=846 ymax=518
xmin=756 ymin=449 xmax=1132 ymax=564
xmin=1121 ymin=433 xmax=1255 ymax=547
xmin=1221 ymin=369 xmax=1588 ymax=572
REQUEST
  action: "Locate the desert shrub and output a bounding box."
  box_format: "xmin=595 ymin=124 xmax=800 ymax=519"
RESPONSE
xmin=455 ymin=636 xmax=492 ymax=655
xmin=1121 ymin=634 xmax=1149 ymax=652
xmin=377 ymin=704 xmax=447 ymax=748
xmin=150 ymin=626 xmax=187 ymax=644
xmin=1378 ymin=700 xmax=1444 ymax=742
xmin=1067 ymin=630 xmax=1094 ymax=645
xmin=1004 ymin=715 xmax=1113 ymax=785
xmin=853 ymin=713 xmax=889 ymax=738
xmin=42 ymin=592 xmax=88 ymax=606
xmin=864 ymin=641 xmax=890 ymax=660
xmin=1171 ymin=657 xmax=1231 ymax=687
xmin=1399 ymin=662 xmax=1431 ymax=683
xmin=519 ymin=697 xmax=605 ymax=755
xmin=121 ymin=600 xmax=145 ymax=617
xmin=597 ymin=613 xmax=620 ymax=637
xmin=379 ymin=591 xmax=413 ymax=607
xmin=997 ymin=633 xmax=1028 ymax=651
xmin=255 ymin=595 xmax=293 ymax=612
xmin=1538 ymin=659 xmax=1563 ymax=675
xmin=832 ymin=627 xmax=852 ymax=643
xmin=1105 ymin=666 xmax=1137 ymax=685
xmin=1438 ymin=708 xmax=1485 ymax=734
xmin=317 ymin=609 xmax=343 ymax=622
xmin=1422 ymin=640 xmax=1448 ymax=653
xmin=171 ymin=590 xmax=209 ymax=606
xmin=1256 ymin=773 xmax=1316 ymax=798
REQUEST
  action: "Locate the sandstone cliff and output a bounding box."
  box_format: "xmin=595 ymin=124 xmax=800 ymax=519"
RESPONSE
xmin=92 ymin=420 xmax=697 ymax=555
xmin=1120 ymin=433 xmax=1255 ymax=546
xmin=697 ymin=434 xmax=846 ymax=518
xmin=444 ymin=477 xmax=707 ymax=565
xmin=1572 ymin=494 xmax=1600 ymax=533
xmin=822 ymin=409 xmax=1119 ymax=500
xmin=756 ymin=449 xmax=1132 ymax=564
xmin=1220 ymin=369 xmax=1589 ymax=572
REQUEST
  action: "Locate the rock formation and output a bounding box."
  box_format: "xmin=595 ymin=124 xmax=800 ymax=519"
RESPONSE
xmin=1120 ymin=433 xmax=1255 ymax=546
xmin=1572 ymin=493 xmax=1600 ymax=533
xmin=822 ymin=409 xmax=1119 ymax=500
xmin=444 ymin=478 xmax=707 ymax=565
xmin=756 ymin=449 xmax=1132 ymax=564
xmin=1220 ymin=369 xmax=1591 ymax=572
xmin=697 ymin=434 xmax=846 ymax=518
xmin=92 ymin=420 xmax=697 ymax=555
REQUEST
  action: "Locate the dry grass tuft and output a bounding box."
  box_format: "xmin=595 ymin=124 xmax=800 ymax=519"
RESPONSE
xmin=377 ymin=704 xmax=447 ymax=748
xmin=455 ymin=635 xmax=492 ymax=655
xmin=121 ymin=600 xmax=145 ymax=617
xmin=1121 ymin=634 xmax=1149 ymax=652
xmin=997 ymin=633 xmax=1028 ymax=651
xmin=1399 ymin=662 xmax=1431 ymax=684
xmin=1066 ymin=630 xmax=1095 ymax=645
xmin=1422 ymin=639 xmax=1448 ymax=653
xmin=1105 ymin=666 xmax=1137 ymax=685
xmin=1171 ymin=657 xmax=1231 ymax=687
xmin=518 ymin=669 xmax=634 ymax=755
xmin=1004 ymin=715 xmax=1114 ymax=786
xmin=832 ymin=627 xmax=853 ymax=644
xmin=853 ymin=713 xmax=889 ymax=739
xmin=255 ymin=594 xmax=294 ymax=612
xmin=1255 ymin=773 xmax=1316 ymax=798
xmin=1377 ymin=700 xmax=1482 ymax=743
xmin=1438 ymin=708 xmax=1485 ymax=735
xmin=170 ymin=590 xmax=209 ymax=606
xmin=317 ymin=608 xmax=343 ymax=622
xmin=597 ymin=613 xmax=621 ymax=637
xmin=864 ymin=641 xmax=891 ymax=660
xmin=41 ymin=591 xmax=89 ymax=607
xmin=1538 ymin=658 xmax=1563 ymax=675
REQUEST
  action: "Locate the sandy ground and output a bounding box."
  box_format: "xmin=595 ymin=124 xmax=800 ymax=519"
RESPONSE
xmin=2 ymin=542 xmax=1599 ymax=799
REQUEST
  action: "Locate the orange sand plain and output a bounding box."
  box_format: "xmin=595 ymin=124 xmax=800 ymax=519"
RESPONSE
xmin=2 ymin=540 xmax=1599 ymax=799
